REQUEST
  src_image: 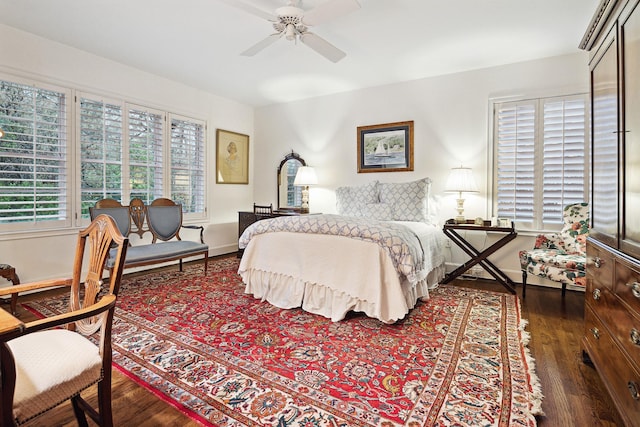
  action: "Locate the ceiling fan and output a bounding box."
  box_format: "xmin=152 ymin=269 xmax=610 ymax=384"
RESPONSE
xmin=224 ymin=0 xmax=361 ymax=63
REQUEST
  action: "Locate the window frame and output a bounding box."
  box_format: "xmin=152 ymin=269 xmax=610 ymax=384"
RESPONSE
xmin=76 ymin=92 xmax=125 ymax=222
xmin=76 ymin=100 xmax=207 ymax=226
xmin=490 ymin=92 xmax=590 ymax=233
xmin=0 ymin=72 xmax=208 ymax=234
xmin=0 ymin=74 xmax=74 ymax=233
xmin=168 ymin=113 xmax=207 ymax=221
xmin=126 ymin=103 xmax=166 ymax=206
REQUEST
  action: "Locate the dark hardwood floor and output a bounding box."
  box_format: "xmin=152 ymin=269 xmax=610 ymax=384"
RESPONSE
xmin=6 ymin=264 xmax=625 ymax=427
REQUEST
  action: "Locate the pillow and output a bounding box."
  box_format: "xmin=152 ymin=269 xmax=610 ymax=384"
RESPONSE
xmin=336 ymin=181 xmax=379 ymax=217
xmin=363 ymin=203 xmax=394 ymax=221
xmin=379 ymin=177 xmax=431 ymax=222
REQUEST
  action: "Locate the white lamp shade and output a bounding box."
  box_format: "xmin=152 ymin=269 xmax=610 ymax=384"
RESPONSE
xmin=445 ymin=167 xmax=479 ymax=193
xmin=293 ymin=166 xmax=318 ymax=186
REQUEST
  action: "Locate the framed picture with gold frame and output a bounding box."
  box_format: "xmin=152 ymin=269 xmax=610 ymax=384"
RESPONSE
xmin=357 ymin=120 xmax=414 ymax=173
xmin=216 ymin=129 xmax=249 ymax=184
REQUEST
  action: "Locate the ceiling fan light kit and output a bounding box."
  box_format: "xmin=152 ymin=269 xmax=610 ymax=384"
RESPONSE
xmin=285 ymin=24 xmax=297 ymax=41
xmin=231 ymin=0 xmax=361 ymax=62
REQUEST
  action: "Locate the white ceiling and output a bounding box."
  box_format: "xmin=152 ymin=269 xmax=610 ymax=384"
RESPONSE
xmin=0 ymin=0 xmax=598 ymax=107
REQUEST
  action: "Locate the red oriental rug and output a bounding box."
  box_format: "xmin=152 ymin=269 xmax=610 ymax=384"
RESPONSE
xmin=25 ymin=256 xmax=543 ymax=426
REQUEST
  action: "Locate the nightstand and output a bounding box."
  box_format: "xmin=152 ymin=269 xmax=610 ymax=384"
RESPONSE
xmin=442 ymin=219 xmax=518 ymax=294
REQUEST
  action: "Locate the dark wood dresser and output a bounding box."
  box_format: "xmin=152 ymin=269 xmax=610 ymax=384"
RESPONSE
xmin=581 ymin=1 xmax=640 ymax=425
xmin=584 ymin=240 xmax=640 ymax=425
xmin=237 ymin=210 xmax=301 ymax=256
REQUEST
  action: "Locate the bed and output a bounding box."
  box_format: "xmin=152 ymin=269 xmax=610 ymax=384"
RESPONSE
xmin=238 ymin=178 xmax=446 ymax=324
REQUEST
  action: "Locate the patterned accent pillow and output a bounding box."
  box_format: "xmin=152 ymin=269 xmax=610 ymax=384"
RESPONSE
xmin=363 ymin=203 xmax=394 ymax=221
xmin=336 ymin=181 xmax=379 ymax=217
xmin=379 ymin=178 xmax=431 ymax=222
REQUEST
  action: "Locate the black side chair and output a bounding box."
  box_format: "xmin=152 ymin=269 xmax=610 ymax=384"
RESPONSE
xmin=253 ymin=203 xmax=273 ymax=219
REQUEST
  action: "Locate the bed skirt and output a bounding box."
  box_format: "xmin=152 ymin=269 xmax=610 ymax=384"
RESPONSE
xmin=238 ymin=232 xmax=445 ymax=323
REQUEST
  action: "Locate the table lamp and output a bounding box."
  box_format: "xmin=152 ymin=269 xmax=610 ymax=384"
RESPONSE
xmin=445 ymin=166 xmax=479 ymax=223
xmin=293 ymin=166 xmax=318 ymax=213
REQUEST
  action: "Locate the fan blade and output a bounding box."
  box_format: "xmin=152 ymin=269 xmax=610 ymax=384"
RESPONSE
xmin=241 ymin=33 xmax=282 ymax=56
xmin=300 ymin=32 xmax=346 ymax=63
xmin=218 ymin=0 xmax=276 ymax=21
xmin=303 ymin=0 xmax=361 ymax=26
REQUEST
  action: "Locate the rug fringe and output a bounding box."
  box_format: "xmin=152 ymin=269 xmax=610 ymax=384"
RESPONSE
xmin=113 ymin=363 xmax=212 ymax=426
xmin=519 ymin=319 xmax=545 ymax=417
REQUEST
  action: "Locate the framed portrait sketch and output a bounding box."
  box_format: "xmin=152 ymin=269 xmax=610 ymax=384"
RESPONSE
xmin=216 ymin=129 xmax=249 ymax=184
xmin=357 ymin=120 xmax=414 ymax=173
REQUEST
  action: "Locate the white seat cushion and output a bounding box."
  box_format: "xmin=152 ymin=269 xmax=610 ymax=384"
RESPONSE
xmin=8 ymin=329 xmax=103 ymax=424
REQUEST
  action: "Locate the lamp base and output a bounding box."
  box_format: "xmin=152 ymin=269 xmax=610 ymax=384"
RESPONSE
xmin=300 ymin=186 xmax=310 ymax=213
xmin=454 ymin=197 xmax=466 ymax=223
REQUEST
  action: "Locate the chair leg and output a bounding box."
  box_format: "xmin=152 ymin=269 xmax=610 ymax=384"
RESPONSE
xmin=70 ymin=377 xmax=113 ymax=427
xmin=562 ymin=283 xmax=567 ymax=298
xmin=97 ymin=376 xmax=114 ymax=427
xmin=71 ymin=396 xmax=90 ymax=427
xmin=521 ymin=270 xmax=527 ymax=299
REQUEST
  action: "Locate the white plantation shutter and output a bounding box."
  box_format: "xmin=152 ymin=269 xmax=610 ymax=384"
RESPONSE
xmin=495 ymin=102 xmax=536 ymax=223
xmin=542 ymin=96 xmax=587 ymax=222
xmin=78 ymin=95 xmax=124 ymax=218
xmin=493 ymin=94 xmax=589 ymax=230
xmin=170 ymin=115 xmax=205 ymax=217
xmin=128 ymin=106 xmax=164 ymax=204
xmin=1 ymin=74 xmax=209 ymax=233
xmin=0 ymin=79 xmax=71 ymax=230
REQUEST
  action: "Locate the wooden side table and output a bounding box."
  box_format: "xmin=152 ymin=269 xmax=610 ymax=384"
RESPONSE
xmin=442 ymin=219 xmax=518 ymax=294
xmin=0 ymin=264 xmax=20 ymax=315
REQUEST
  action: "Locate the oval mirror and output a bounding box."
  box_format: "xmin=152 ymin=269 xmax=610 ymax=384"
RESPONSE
xmin=277 ymin=152 xmax=306 ymax=212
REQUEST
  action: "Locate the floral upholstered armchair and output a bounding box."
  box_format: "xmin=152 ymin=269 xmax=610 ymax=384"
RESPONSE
xmin=518 ymin=202 xmax=590 ymax=297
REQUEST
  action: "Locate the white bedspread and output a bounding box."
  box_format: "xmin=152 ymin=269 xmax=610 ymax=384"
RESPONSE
xmin=238 ymin=217 xmax=446 ymax=323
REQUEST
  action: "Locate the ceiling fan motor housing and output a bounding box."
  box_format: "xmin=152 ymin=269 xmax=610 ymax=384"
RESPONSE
xmin=274 ymin=5 xmax=307 ymax=40
xmin=276 ymin=6 xmax=304 ymax=24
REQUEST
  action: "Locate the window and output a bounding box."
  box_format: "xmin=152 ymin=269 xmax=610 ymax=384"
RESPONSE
xmin=78 ymin=100 xmax=206 ymax=221
xmin=493 ymin=94 xmax=589 ymax=230
xmin=0 ymin=75 xmax=207 ymax=232
xmin=128 ymin=106 xmax=164 ymax=204
xmin=0 ymin=79 xmax=71 ymax=230
xmin=170 ymin=115 xmax=205 ymax=215
xmin=78 ymin=95 xmax=123 ymax=215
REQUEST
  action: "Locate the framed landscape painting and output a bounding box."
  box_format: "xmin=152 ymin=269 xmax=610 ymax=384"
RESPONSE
xmin=357 ymin=121 xmax=414 ymax=173
xmin=216 ymin=129 xmax=249 ymax=184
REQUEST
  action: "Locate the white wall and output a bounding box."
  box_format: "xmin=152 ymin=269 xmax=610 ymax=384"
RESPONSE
xmin=0 ymin=22 xmax=591 ymax=290
xmin=253 ymin=52 xmax=590 ymax=287
xmin=0 ymin=24 xmax=254 ymax=283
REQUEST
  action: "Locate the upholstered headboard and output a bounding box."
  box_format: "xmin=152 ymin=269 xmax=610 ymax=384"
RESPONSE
xmin=336 ymin=178 xmax=436 ymax=223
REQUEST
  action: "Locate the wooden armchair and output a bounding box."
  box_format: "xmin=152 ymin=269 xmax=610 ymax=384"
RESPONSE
xmin=0 ymin=214 xmax=128 ymax=426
